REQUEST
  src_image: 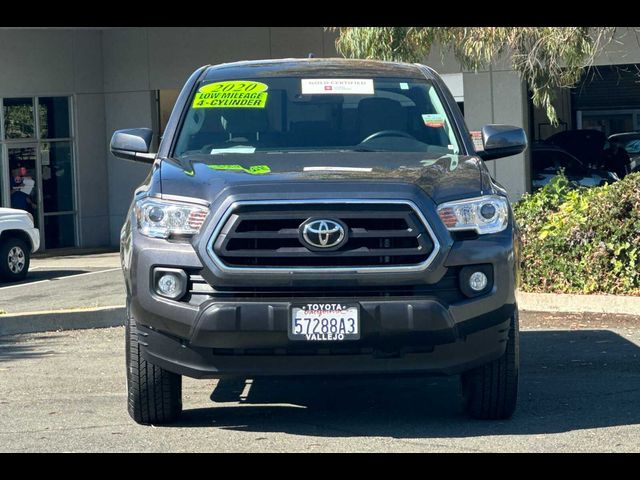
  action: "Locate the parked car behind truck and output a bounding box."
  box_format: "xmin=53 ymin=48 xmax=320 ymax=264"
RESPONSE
xmin=112 ymin=58 xmax=527 ymax=424
xmin=0 ymin=208 xmax=40 ymax=282
xmin=608 ymin=132 xmax=640 ymax=175
xmin=531 ymin=143 xmax=619 ymax=190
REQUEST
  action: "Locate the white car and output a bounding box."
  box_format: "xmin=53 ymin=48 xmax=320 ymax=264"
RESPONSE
xmin=0 ymin=208 xmax=40 ymax=282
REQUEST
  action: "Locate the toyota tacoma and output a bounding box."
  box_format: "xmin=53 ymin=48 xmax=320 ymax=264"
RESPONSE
xmin=111 ymin=58 xmax=527 ymax=425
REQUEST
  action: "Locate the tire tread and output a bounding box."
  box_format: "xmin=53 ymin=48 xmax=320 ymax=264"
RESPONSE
xmin=126 ymin=311 xmax=182 ymax=425
xmin=461 ymin=310 xmax=520 ymax=420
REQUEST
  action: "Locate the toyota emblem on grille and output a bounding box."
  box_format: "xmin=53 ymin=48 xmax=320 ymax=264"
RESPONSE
xmin=300 ymin=218 xmax=347 ymax=250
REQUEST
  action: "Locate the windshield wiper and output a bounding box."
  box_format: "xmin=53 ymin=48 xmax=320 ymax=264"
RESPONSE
xmin=349 ymin=146 xmax=389 ymax=152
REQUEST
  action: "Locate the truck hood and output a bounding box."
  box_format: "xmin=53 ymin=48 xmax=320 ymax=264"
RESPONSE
xmin=158 ymin=152 xmax=493 ymax=205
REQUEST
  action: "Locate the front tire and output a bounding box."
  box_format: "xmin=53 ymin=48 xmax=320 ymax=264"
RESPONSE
xmin=126 ymin=306 xmax=182 ymax=425
xmin=461 ymin=310 xmax=520 ymax=420
xmin=0 ymin=237 xmax=30 ymax=282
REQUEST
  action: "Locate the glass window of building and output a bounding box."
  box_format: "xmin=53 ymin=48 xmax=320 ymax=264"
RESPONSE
xmin=4 ymin=98 xmax=35 ymax=139
xmin=1 ymin=96 xmax=76 ymax=250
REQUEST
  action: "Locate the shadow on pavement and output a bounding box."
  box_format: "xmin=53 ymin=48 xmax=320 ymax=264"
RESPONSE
xmin=172 ymin=329 xmax=640 ymax=438
xmin=0 ymin=269 xmax=89 ymax=287
xmin=0 ymin=334 xmax=62 ymax=363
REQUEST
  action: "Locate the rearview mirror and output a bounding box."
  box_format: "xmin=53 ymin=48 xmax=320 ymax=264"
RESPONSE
xmin=477 ymin=124 xmax=527 ymax=161
xmin=110 ymin=128 xmax=156 ymax=164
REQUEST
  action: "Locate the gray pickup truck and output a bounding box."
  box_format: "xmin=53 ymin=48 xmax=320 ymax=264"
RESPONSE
xmin=111 ymin=58 xmax=527 ymax=425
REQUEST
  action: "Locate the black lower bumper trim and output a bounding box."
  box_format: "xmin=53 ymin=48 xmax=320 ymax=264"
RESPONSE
xmin=138 ymin=316 xmax=511 ymax=378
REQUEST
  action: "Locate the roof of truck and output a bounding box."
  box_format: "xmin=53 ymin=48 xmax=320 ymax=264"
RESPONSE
xmin=202 ymin=58 xmax=433 ymax=81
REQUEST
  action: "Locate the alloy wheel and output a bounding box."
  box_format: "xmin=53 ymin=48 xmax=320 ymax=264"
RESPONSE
xmin=8 ymin=246 xmax=25 ymax=274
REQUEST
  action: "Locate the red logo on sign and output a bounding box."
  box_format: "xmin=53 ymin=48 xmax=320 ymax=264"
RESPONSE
xmin=324 ymin=85 xmax=332 ymax=91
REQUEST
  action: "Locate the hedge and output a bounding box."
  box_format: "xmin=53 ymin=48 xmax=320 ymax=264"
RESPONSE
xmin=512 ymin=172 xmax=640 ymax=295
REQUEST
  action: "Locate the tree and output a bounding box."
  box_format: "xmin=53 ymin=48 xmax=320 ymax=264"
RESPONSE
xmin=330 ymin=27 xmax=622 ymax=125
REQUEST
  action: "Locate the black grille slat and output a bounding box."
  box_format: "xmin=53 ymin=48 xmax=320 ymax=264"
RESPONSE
xmin=227 ymin=229 xmax=300 ymax=239
xmin=217 ymin=246 xmax=427 ymax=257
xmin=212 ymin=202 xmax=435 ymax=268
xmin=188 ymin=268 xmax=463 ymax=303
xmin=230 ymin=210 xmax=416 ymax=221
xmin=227 ymin=228 xmax=417 ymax=239
xmin=349 ymin=228 xmax=415 ymax=238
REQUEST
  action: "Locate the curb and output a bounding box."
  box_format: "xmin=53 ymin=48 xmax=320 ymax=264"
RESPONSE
xmin=0 ymin=306 xmax=125 ymax=336
xmin=517 ymin=291 xmax=640 ymax=316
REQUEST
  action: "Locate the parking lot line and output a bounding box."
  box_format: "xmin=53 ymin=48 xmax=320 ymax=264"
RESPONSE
xmin=0 ymin=267 xmax=122 ymax=291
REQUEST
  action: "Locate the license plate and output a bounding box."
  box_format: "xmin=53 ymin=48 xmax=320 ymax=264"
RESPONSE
xmin=289 ymin=303 xmax=360 ymax=341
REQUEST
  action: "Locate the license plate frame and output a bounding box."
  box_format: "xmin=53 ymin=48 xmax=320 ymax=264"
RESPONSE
xmin=288 ymin=303 xmax=360 ymax=341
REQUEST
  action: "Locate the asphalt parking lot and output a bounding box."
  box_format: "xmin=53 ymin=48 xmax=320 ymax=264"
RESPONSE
xmin=1 ymin=311 xmax=639 ymax=452
xmin=0 ymin=252 xmax=124 ymax=314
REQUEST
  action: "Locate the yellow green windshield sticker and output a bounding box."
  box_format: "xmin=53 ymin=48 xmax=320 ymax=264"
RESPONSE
xmin=193 ymin=81 xmax=268 ymax=108
xmin=208 ymin=164 xmax=271 ymax=175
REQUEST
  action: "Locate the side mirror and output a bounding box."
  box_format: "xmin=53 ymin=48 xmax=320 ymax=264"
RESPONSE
xmin=110 ymin=128 xmax=156 ymax=164
xmin=477 ymin=124 xmax=527 ymax=161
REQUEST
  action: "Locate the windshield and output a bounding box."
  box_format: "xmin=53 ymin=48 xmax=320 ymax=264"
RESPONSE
xmin=173 ymin=76 xmax=461 ymax=159
xmin=619 ymin=138 xmax=640 ymax=154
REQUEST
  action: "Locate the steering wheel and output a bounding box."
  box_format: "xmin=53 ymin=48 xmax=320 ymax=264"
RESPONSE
xmin=360 ymin=130 xmax=415 ymax=144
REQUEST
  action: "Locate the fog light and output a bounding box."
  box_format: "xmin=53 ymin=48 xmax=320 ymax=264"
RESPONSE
xmin=159 ymin=274 xmax=179 ymax=294
xmin=469 ymin=271 xmax=488 ymax=291
xmin=154 ymin=268 xmax=187 ymax=300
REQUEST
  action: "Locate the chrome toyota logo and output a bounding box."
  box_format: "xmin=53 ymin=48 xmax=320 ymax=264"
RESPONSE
xmin=300 ymin=218 xmax=347 ymax=250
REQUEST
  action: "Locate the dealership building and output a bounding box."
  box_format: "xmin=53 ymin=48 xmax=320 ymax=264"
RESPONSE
xmin=1 ymin=27 xmax=639 ymax=250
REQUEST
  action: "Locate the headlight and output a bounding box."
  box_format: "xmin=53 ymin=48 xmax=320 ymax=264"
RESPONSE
xmin=135 ymin=197 xmax=209 ymax=239
xmin=437 ymin=195 xmax=509 ymax=234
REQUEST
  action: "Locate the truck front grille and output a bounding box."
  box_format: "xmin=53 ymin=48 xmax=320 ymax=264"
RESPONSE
xmin=189 ymin=267 xmax=463 ymax=303
xmin=209 ymin=201 xmax=437 ymax=269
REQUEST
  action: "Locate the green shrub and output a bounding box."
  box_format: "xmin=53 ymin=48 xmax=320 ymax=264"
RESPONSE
xmin=513 ymin=172 xmax=640 ymax=295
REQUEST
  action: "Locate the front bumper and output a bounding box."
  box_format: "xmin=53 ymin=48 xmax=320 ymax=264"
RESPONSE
xmin=124 ymin=224 xmax=517 ymax=378
xmin=138 ymin=315 xmax=511 ymax=378
xmin=26 ymin=227 xmax=40 ymax=253
xmin=122 ymin=182 xmax=519 ymax=379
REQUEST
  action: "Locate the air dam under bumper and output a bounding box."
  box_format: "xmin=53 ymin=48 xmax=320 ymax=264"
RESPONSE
xmin=136 ymin=301 xmax=514 ymax=378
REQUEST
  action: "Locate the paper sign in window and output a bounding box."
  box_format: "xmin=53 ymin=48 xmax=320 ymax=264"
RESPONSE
xmin=301 ymin=79 xmax=374 ymax=95
xmin=192 ymin=81 xmax=268 ymax=108
xmin=470 ymin=131 xmax=484 ymax=151
xmin=422 ymin=114 xmax=447 ymax=128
